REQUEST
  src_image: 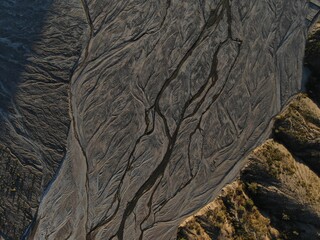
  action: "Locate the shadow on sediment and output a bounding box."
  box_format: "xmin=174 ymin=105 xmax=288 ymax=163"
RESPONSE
xmin=0 ymin=1 xmax=53 ymax=239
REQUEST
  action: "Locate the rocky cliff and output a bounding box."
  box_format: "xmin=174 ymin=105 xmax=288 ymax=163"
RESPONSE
xmin=0 ymin=1 xmax=309 ymax=239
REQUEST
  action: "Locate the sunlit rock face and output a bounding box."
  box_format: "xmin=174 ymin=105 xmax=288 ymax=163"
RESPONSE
xmin=1 ymin=0 xmax=308 ymax=239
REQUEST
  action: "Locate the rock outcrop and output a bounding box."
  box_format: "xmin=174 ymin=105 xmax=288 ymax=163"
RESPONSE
xmin=274 ymin=94 xmax=320 ymax=175
xmin=0 ymin=0 xmax=309 ymax=239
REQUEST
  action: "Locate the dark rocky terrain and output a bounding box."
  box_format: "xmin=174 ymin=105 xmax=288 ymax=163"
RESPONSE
xmin=0 ymin=0 xmax=88 ymax=239
xmin=0 ymin=1 xmax=314 ymax=240
xmin=306 ymin=21 xmax=320 ymax=104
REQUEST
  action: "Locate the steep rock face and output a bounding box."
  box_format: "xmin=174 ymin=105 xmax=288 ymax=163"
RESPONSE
xmin=242 ymin=140 xmax=320 ymax=240
xmin=0 ymin=0 xmax=87 ymax=239
xmin=25 ymin=0 xmax=307 ymax=239
xmin=274 ymin=94 xmax=320 ymax=175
